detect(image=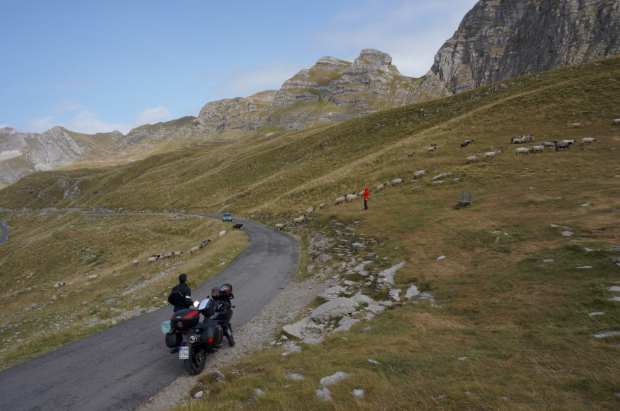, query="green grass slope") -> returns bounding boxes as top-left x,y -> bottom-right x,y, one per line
1,57 -> 620,408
